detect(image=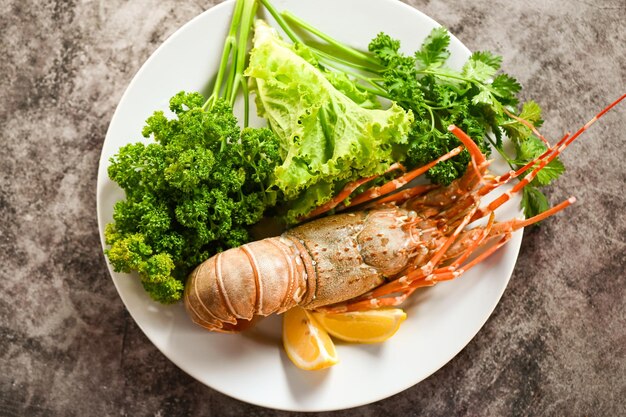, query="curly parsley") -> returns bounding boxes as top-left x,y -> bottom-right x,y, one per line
104,0 -> 283,303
